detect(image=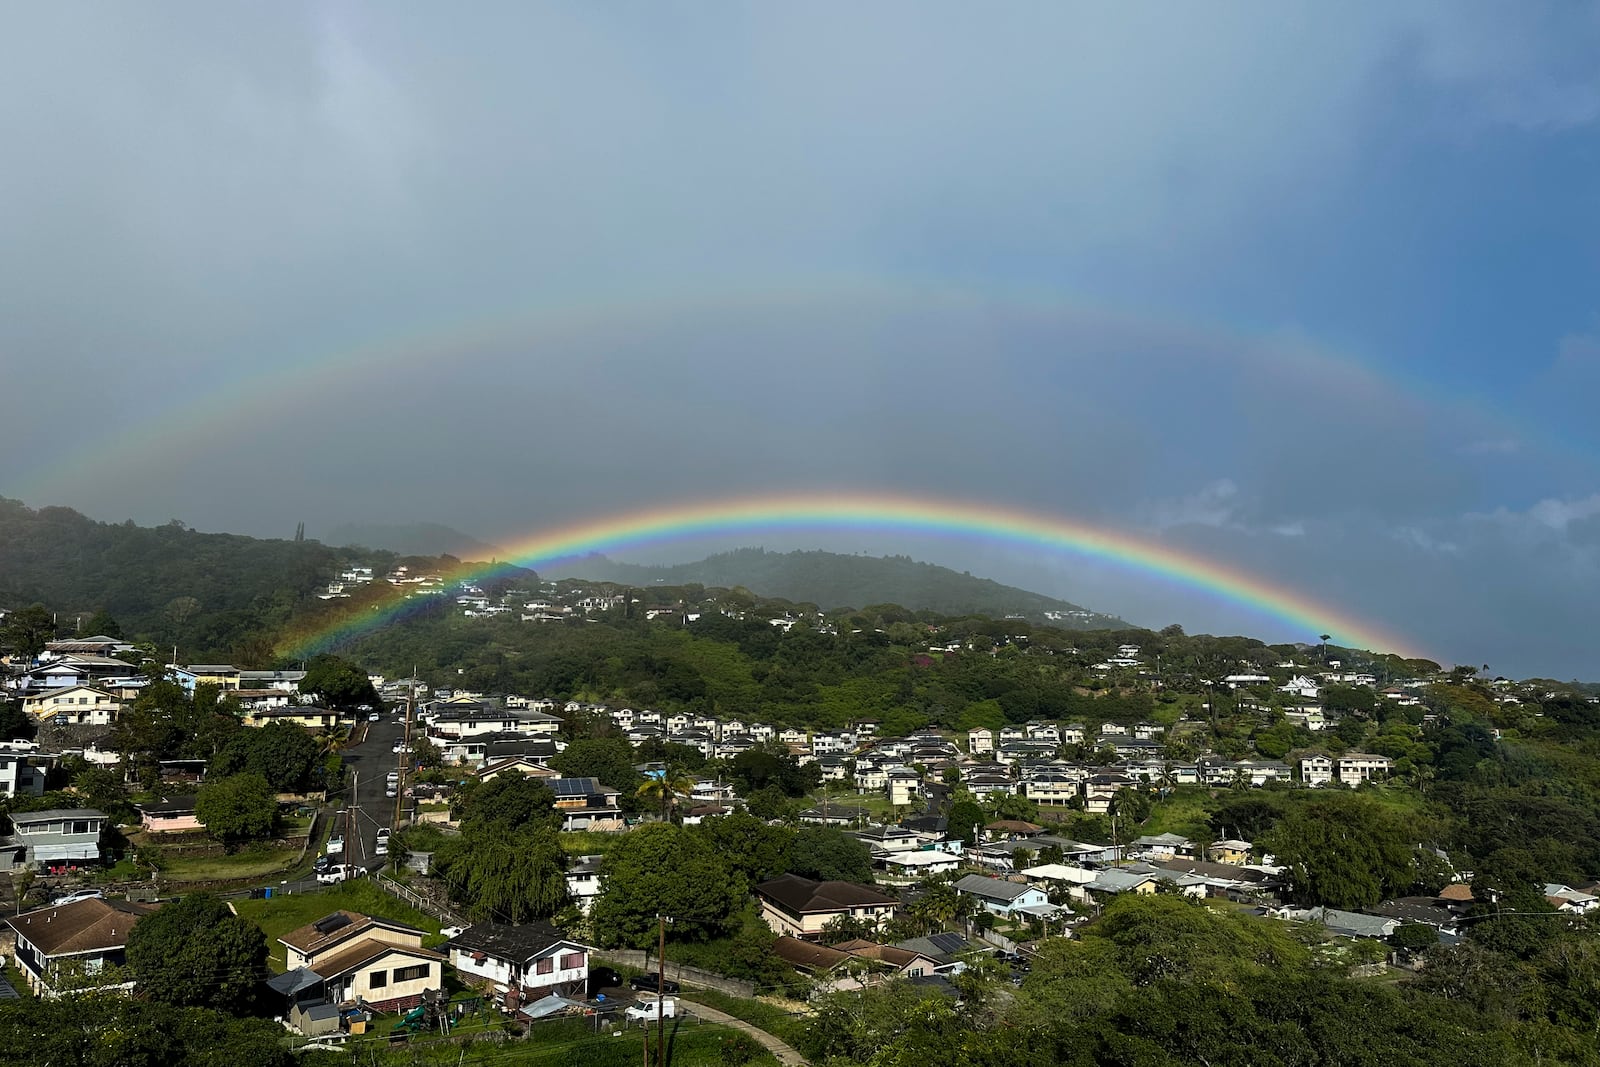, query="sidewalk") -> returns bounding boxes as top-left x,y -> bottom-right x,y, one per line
679,999 -> 808,1066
